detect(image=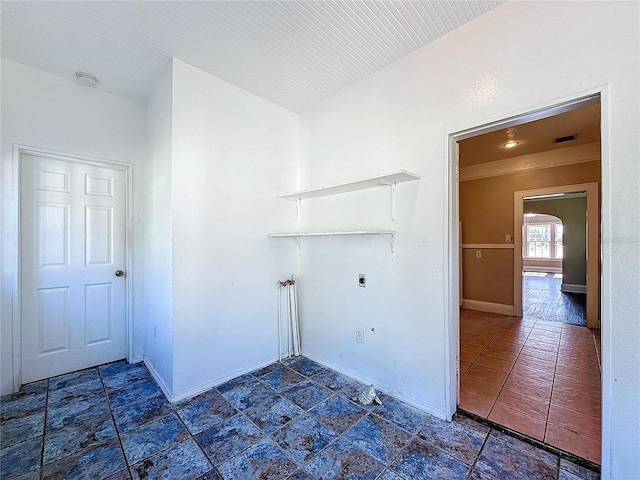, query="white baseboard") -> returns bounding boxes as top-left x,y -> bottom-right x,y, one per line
561,283 -> 587,294
143,357 -> 172,402
301,351 -> 447,421
462,299 -> 515,316
523,266 -> 562,274
168,355 -> 282,404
